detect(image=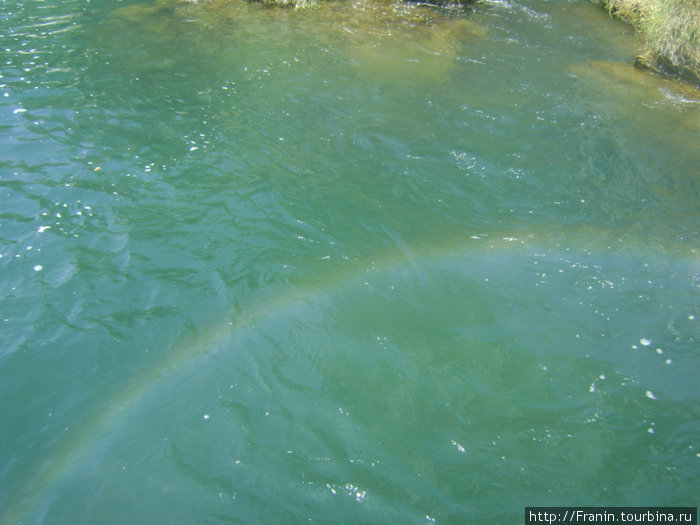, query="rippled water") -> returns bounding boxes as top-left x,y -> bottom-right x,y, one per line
1,0 -> 699,522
